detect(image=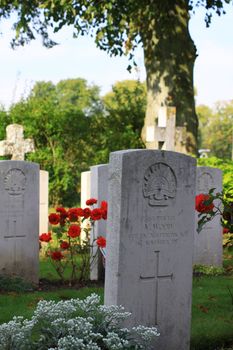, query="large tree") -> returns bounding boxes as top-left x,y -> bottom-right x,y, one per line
0,0 -> 232,153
